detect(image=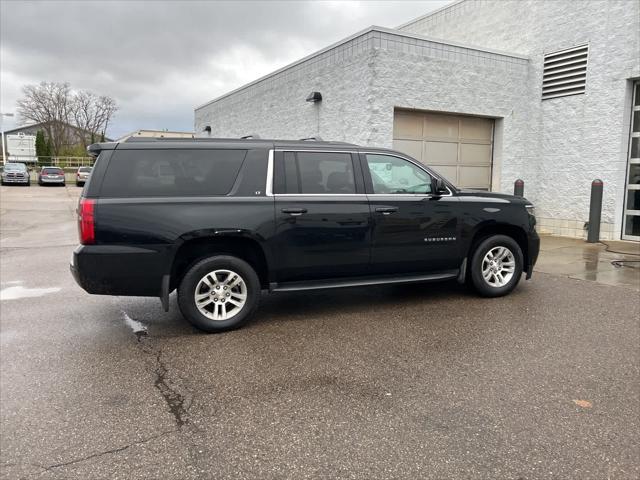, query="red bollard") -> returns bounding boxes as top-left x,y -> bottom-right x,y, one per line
514,179 -> 524,197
